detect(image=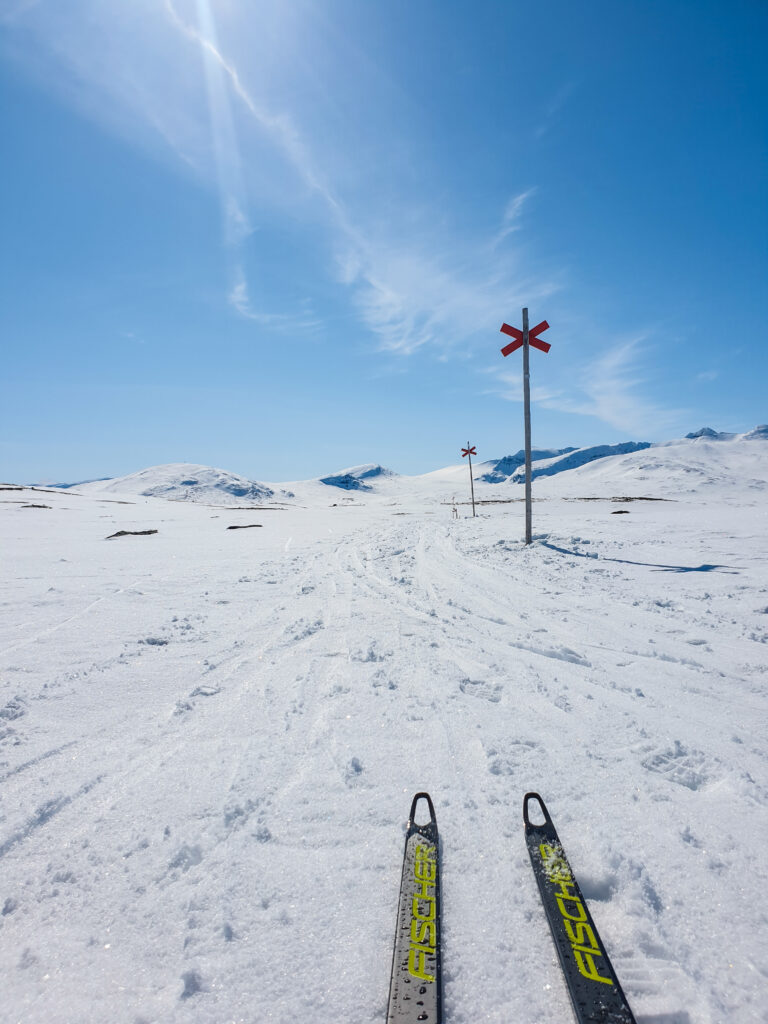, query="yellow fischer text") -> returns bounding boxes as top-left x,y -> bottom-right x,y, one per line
539,843 -> 613,986
408,844 -> 437,982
